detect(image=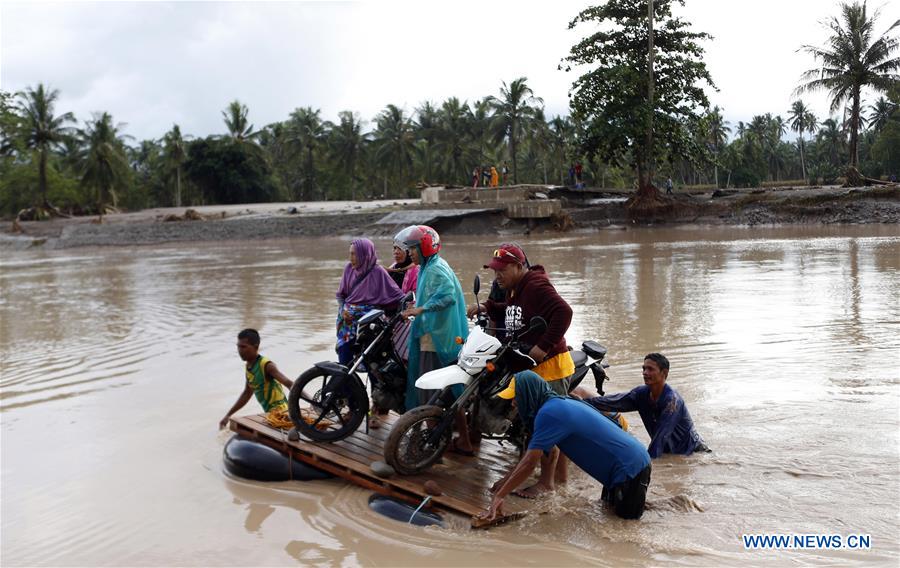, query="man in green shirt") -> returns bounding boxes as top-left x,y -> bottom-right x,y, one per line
219,328 -> 294,429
